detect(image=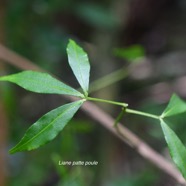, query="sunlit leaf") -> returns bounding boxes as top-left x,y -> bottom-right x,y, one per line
161,94 -> 186,118
67,39 -> 90,96
0,71 -> 83,97
160,119 -> 186,179
9,100 -> 84,154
